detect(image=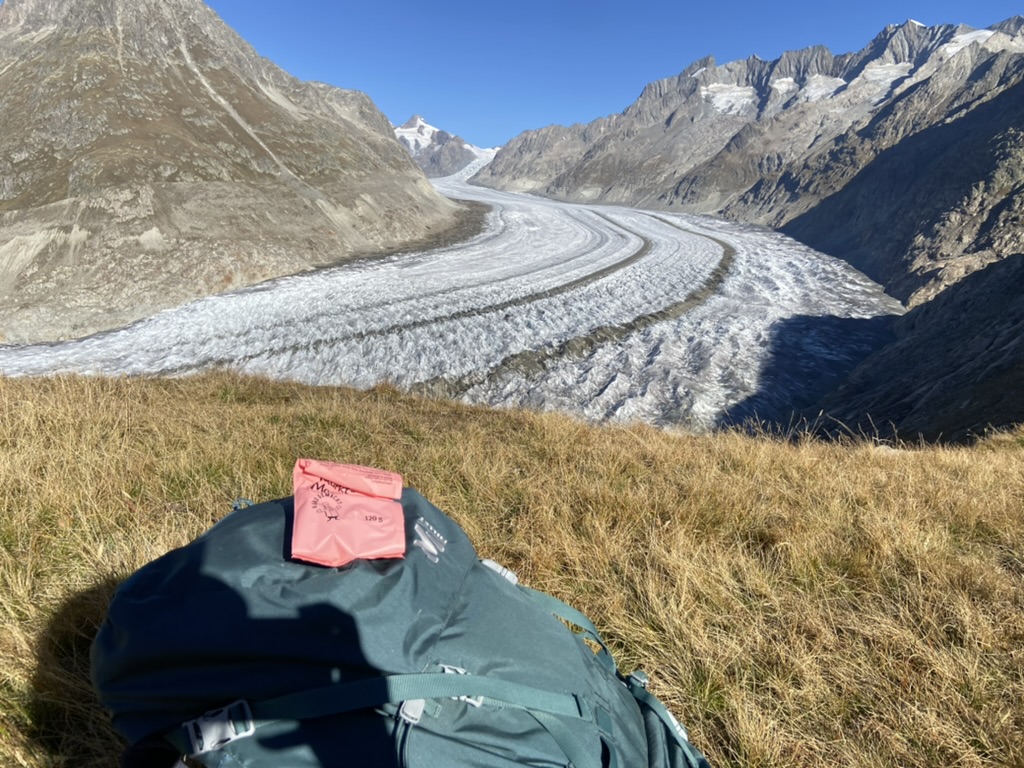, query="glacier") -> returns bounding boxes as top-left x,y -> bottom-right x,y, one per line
0,170 -> 904,430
